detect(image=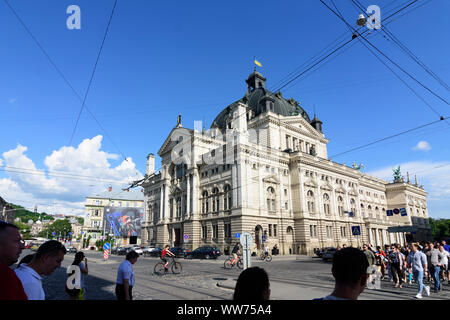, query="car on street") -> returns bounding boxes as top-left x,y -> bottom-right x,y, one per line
322,247 -> 338,262
131,246 -> 143,255
68,247 -> 77,254
170,247 -> 190,258
111,247 -> 121,255
117,247 -> 130,255
149,247 -> 162,257
185,246 -> 221,259
143,246 -> 156,256
30,244 -> 40,251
